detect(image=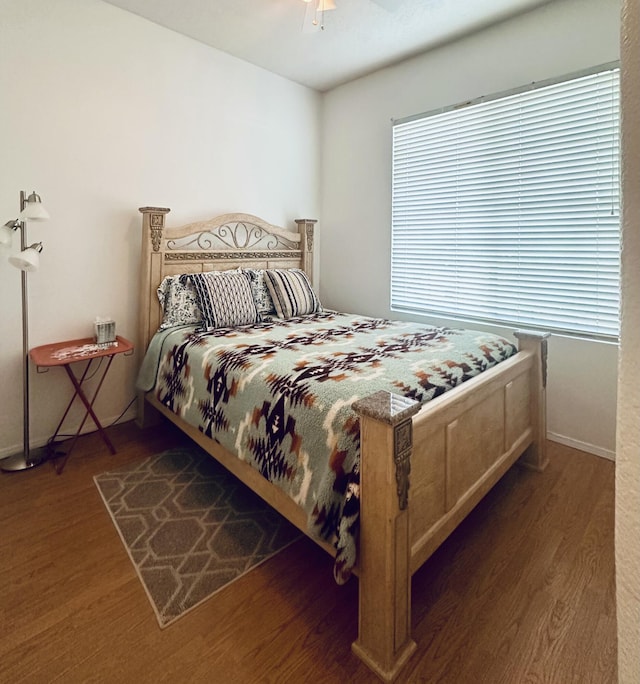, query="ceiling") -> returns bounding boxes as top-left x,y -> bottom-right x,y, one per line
102,0 -> 553,92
